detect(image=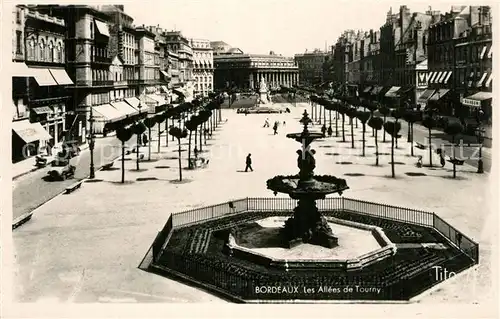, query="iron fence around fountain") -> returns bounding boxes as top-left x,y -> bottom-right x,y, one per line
151,197 -> 479,265
432,214 -> 479,263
